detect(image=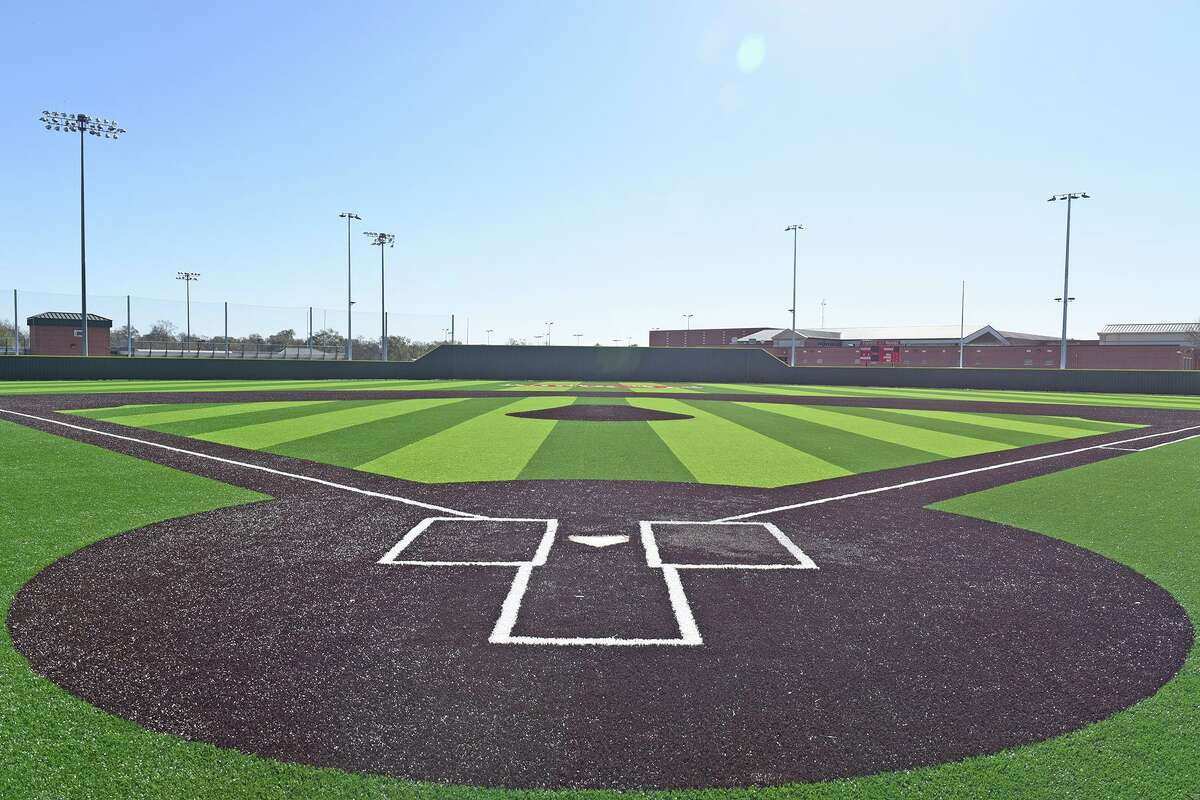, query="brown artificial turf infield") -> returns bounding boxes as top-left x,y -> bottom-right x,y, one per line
2,389 -> 1196,790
